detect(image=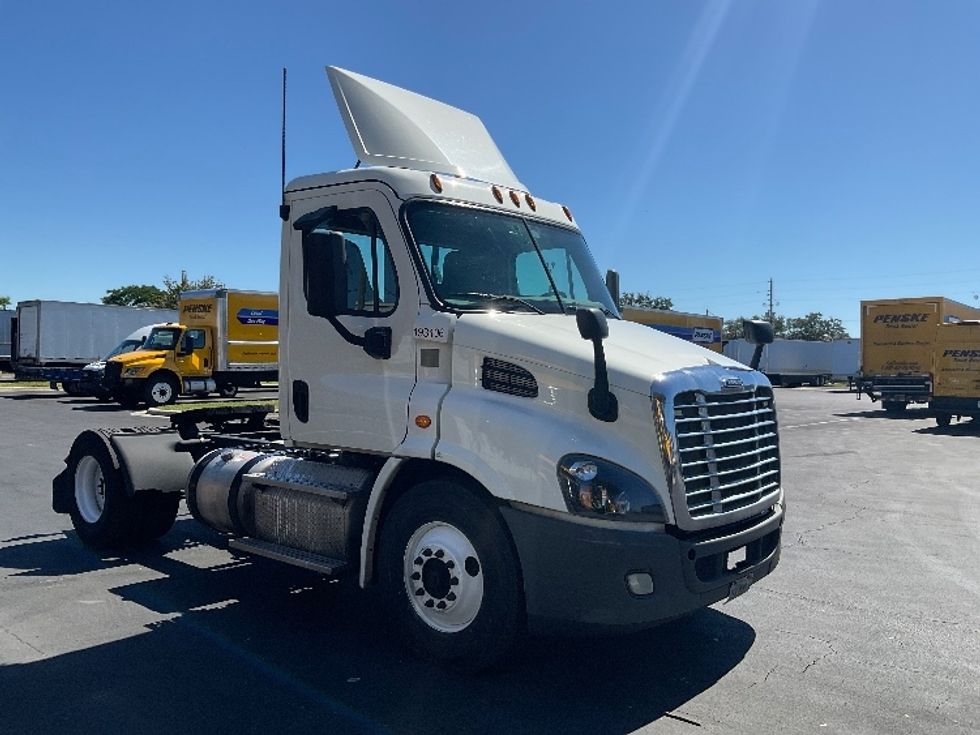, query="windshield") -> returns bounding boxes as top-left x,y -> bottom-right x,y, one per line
143,327 -> 181,351
105,338 -> 145,359
405,202 -> 619,316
